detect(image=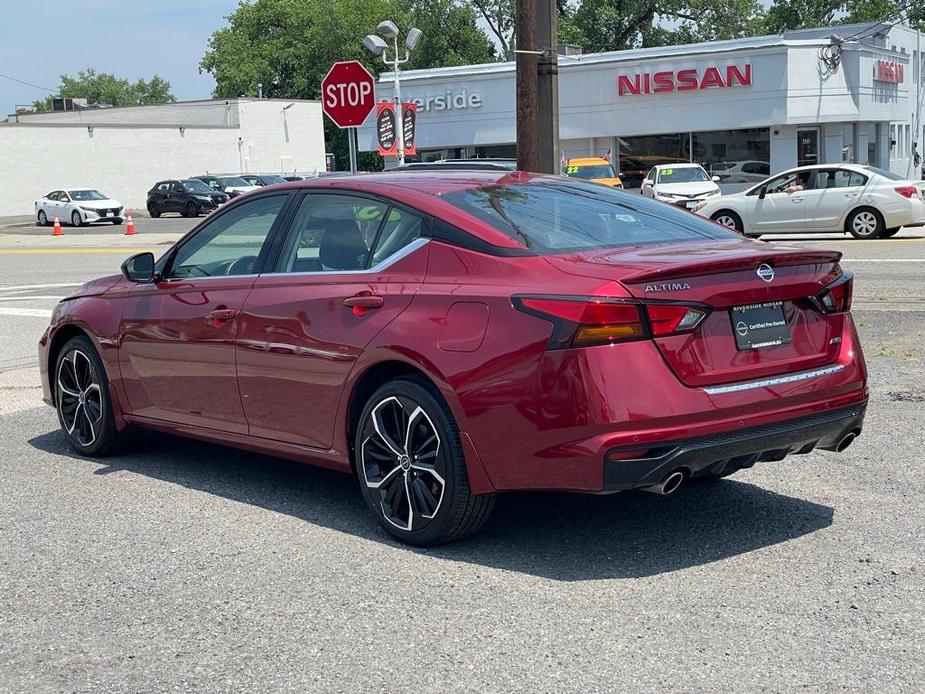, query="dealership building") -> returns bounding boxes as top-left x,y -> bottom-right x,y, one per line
0,99 -> 326,215
359,21 -> 924,186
